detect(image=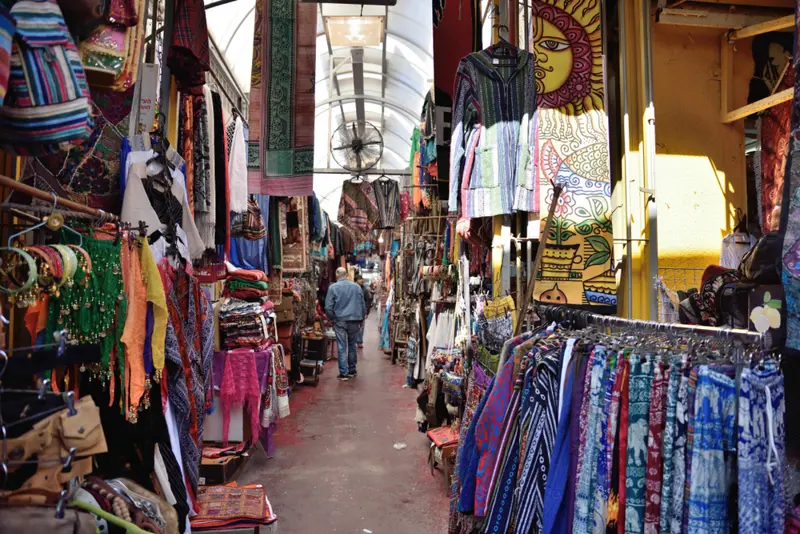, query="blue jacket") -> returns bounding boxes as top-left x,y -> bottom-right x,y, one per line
325,279 -> 365,322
